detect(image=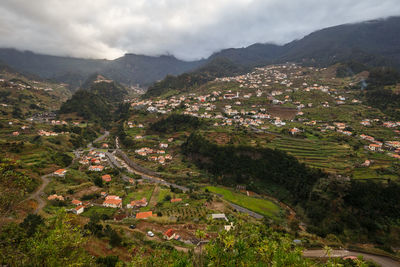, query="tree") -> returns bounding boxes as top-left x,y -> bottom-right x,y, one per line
20,214 -> 44,237
195,229 -> 206,266
94,176 -> 103,187
25,210 -> 92,266
96,255 -> 120,267
109,229 -> 122,247
0,210 -> 93,266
